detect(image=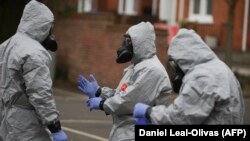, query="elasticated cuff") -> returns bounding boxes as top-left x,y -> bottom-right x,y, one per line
145,107 -> 152,119
95,87 -> 102,97
47,120 -> 61,133
99,98 -> 106,110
